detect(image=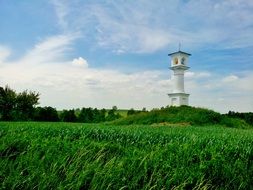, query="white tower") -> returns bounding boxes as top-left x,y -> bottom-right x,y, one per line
168,50 -> 191,106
